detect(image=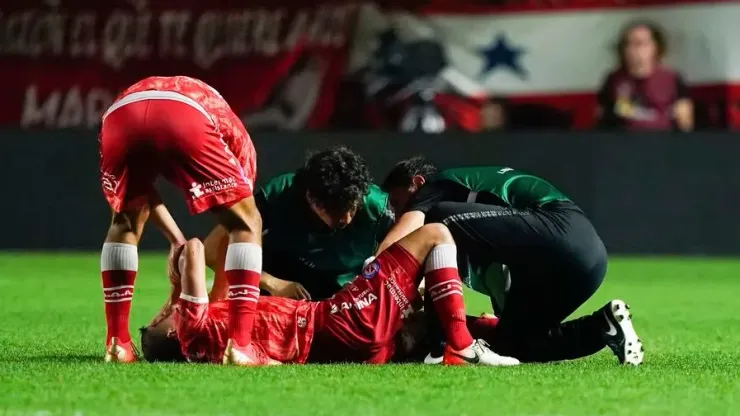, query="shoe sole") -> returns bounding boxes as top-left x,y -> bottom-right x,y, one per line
423,353 -> 443,365
607,300 -> 644,366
